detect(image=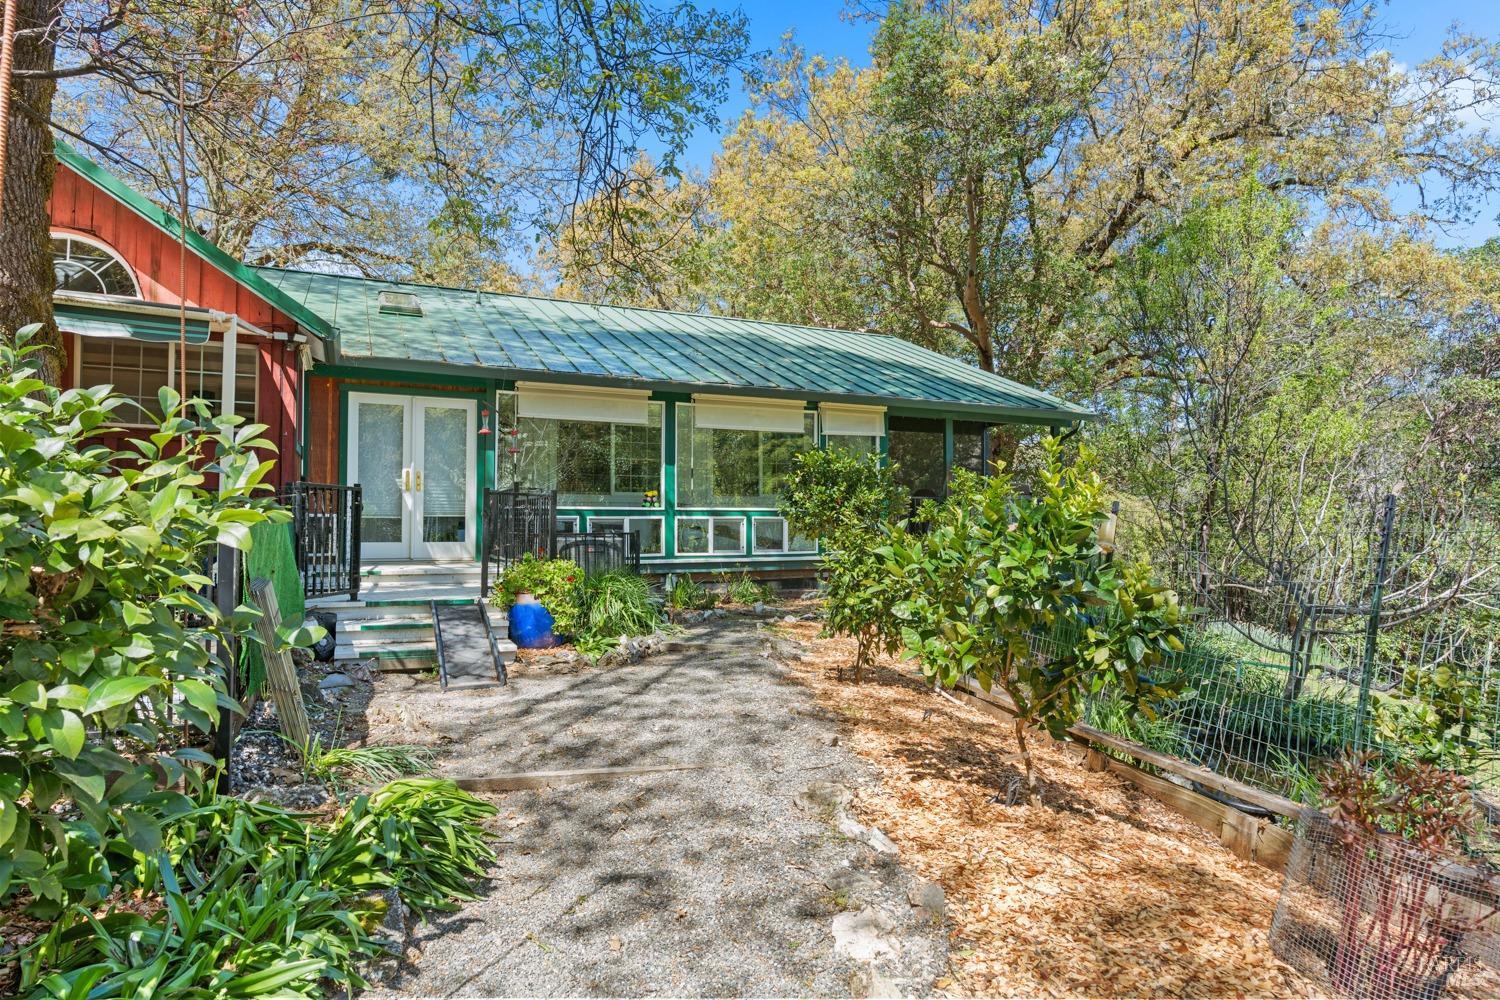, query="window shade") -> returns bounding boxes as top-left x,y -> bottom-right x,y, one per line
691,394 -> 807,433
819,402 -> 885,437
516,382 -> 649,425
